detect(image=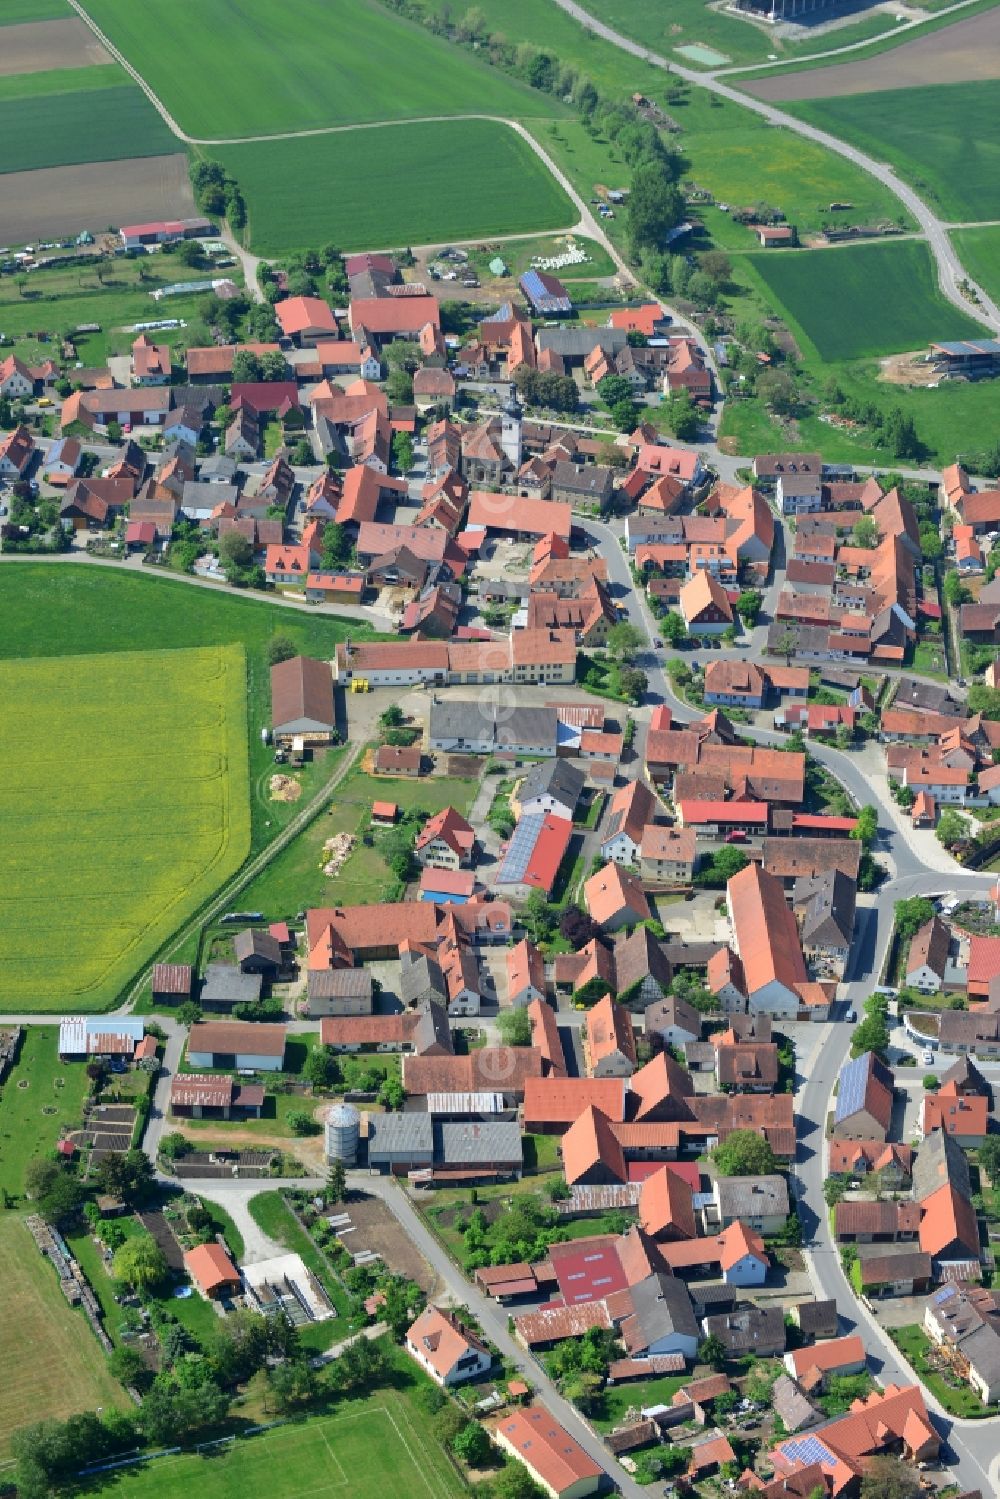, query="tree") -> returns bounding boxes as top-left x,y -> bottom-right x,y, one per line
37,1172 -> 83,1229
559,905 -> 600,948
698,1333 -> 728,1369
736,590 -> 762,626
109,1346 -> 149,1391
326,1158 -> 347,1204
288,1110 -> 319,1136
850,1014 -> 890,1059
497,1007 -> 533,1046
936,808 -> 967,848
321,521 -> 350,570
24,1158 -> 61,1202
492,1462 -> 546,1499
852,514 -> 879,549
596,374 -> 634,409
386,368 -> 413,404
756,368 -> 798,416
609,396 -> 639,432
210,1308 -> 272,1386
231,349 -> 263,384
663,388 -> 700,442
267,1356 -> 317,1412
96,1149 -> 154,1205
922,1074 -> 939,1091
113,1234 -> 169,1293
607,620 -> 643,662
850,805 -> 878,850
660,609 -> 686,645
139,1370 -> 229,1444
267,634 -> 297,666
943,569 -> 972,607
859,1455 -> 921,1499
159,1131 -> 192,1160
618,667 -> 648,704
712,1129 -> 777,1177
304,1044 -> 340,1090
452,1421 -> 493,1467
883,407 -> 920,461
978,1134 -> 1000,1181
393,431 -> 414,473
627,159 -> 683,255
894,896 -> 935,943
699,249 -> 731,287
380,705 -> 405,729
176,1000 -> 202,1027
379,1076 -> 405,1110
919,524 -> 943,562
219,529 -> 253,573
